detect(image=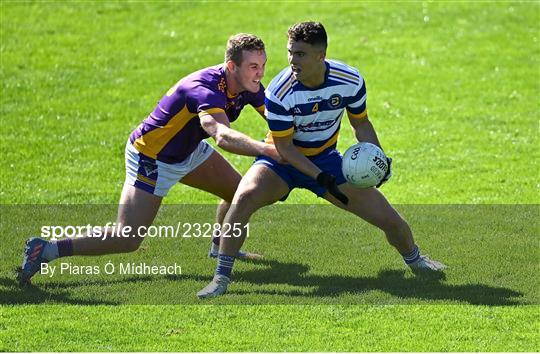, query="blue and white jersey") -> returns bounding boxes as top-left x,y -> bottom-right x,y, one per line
264,59 -> 367,156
